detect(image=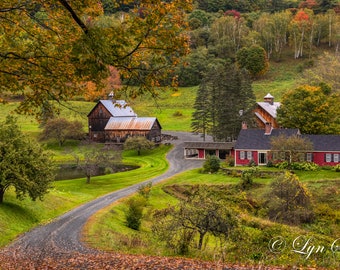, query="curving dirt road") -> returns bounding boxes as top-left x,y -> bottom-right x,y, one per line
0,132 -> 212,268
